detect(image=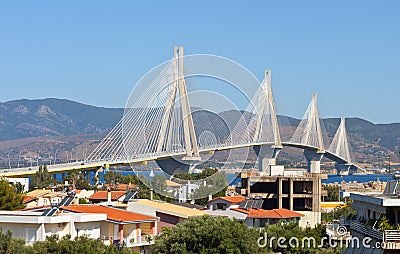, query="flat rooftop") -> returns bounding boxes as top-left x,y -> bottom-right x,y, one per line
350,192 -> 400,207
